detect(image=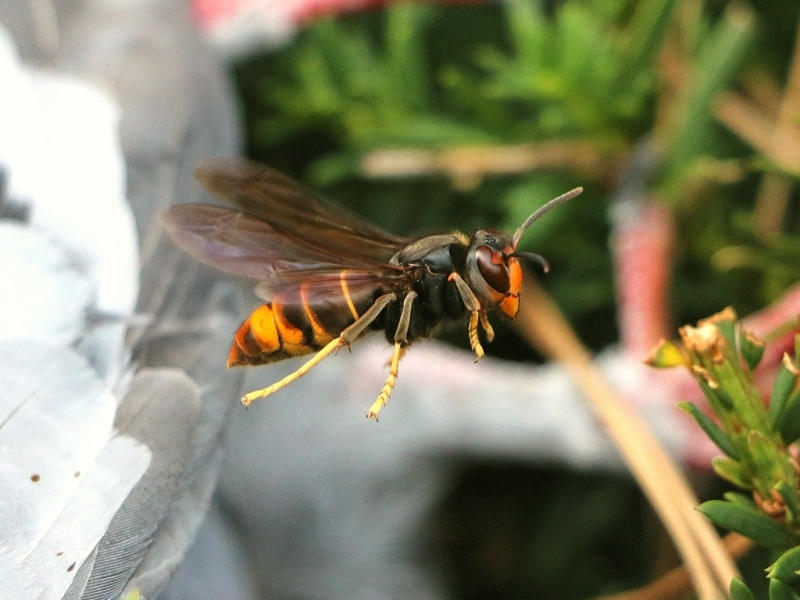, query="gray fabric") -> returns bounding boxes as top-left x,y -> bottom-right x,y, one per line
0,343 -> 151,600
78,370 -> 201,600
